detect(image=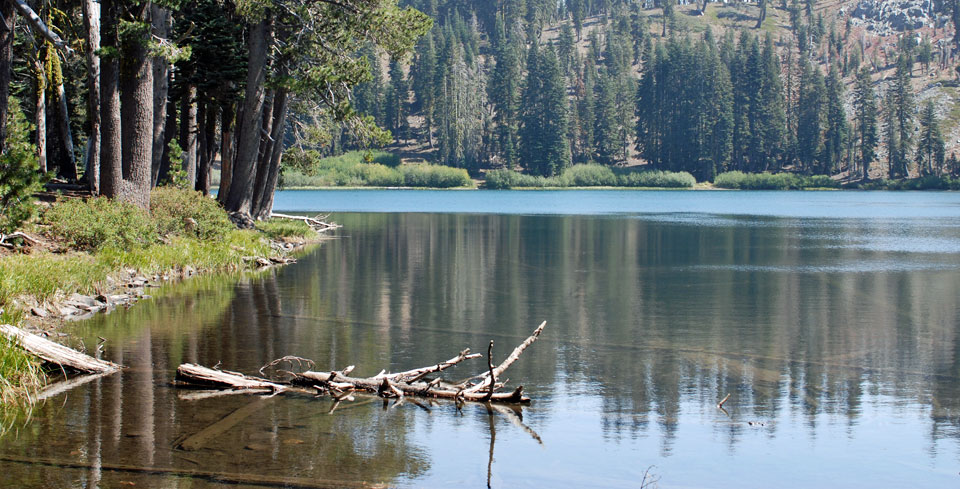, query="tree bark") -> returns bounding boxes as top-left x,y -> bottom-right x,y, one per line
31,49 -> 46,172
1,324 -> 122,374
99,0 -> 122,199
150,4 -> 171,188
180,84 -> 198,187
252,88 -> 288,220
224,17 -> 270,214
196,98 -> 217,195
117,2 -> 153,209
54,77 -> 76,180
0,1 -> 15,153
249,90 -> 275,214
157,94 -> 177,184
217,101 -> 235,201
83,0 -> 101,194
